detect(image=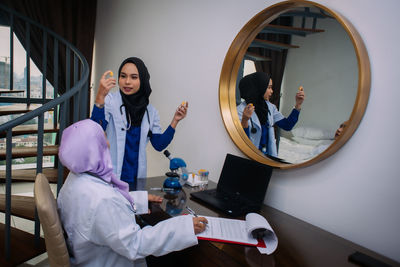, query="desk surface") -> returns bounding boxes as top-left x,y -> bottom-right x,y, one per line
138,177 -> 398,267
